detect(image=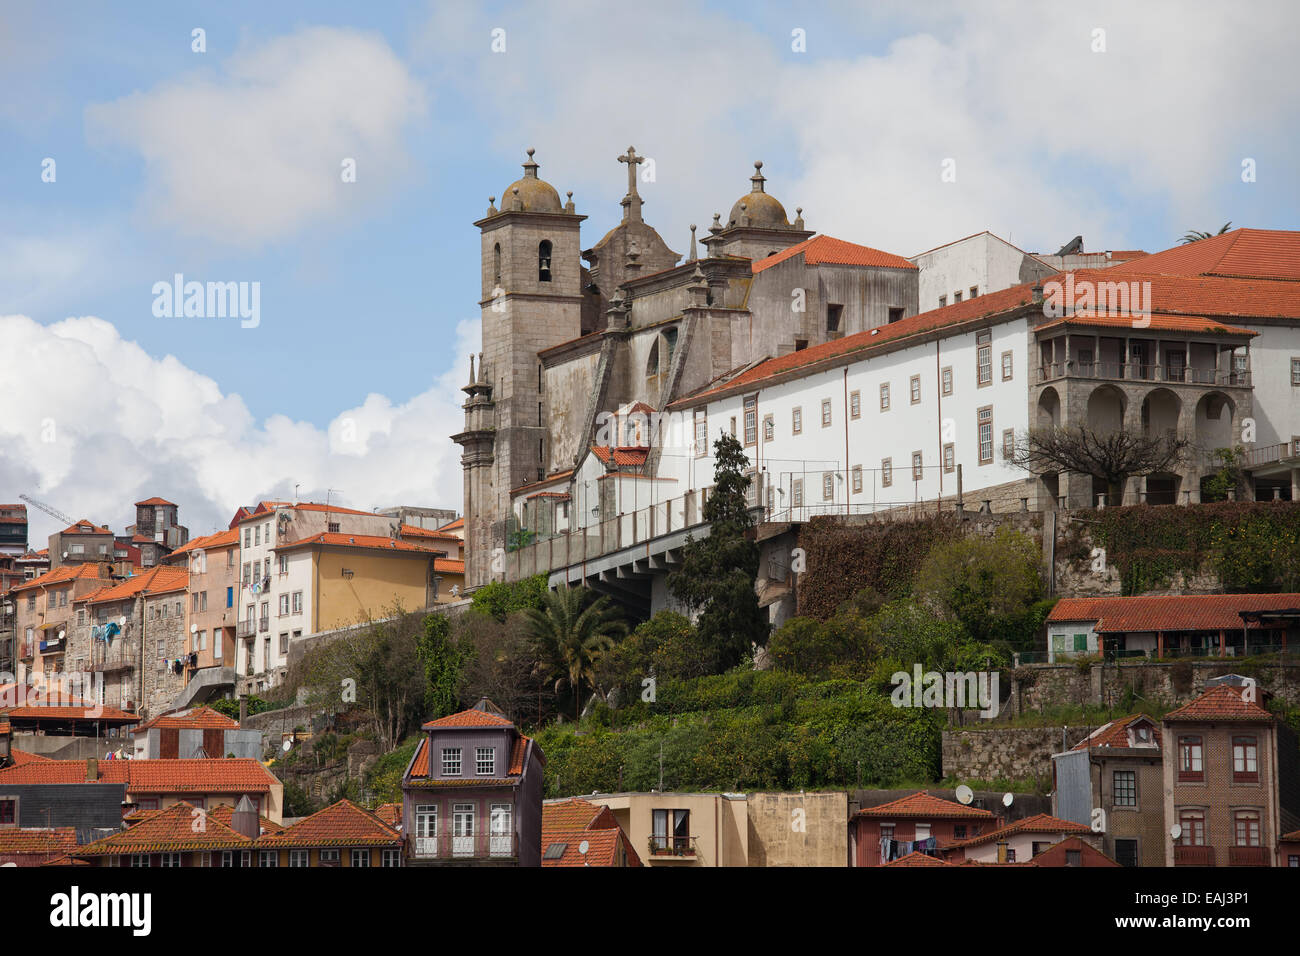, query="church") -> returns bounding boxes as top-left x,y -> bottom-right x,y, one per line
453,146 -> 925,590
